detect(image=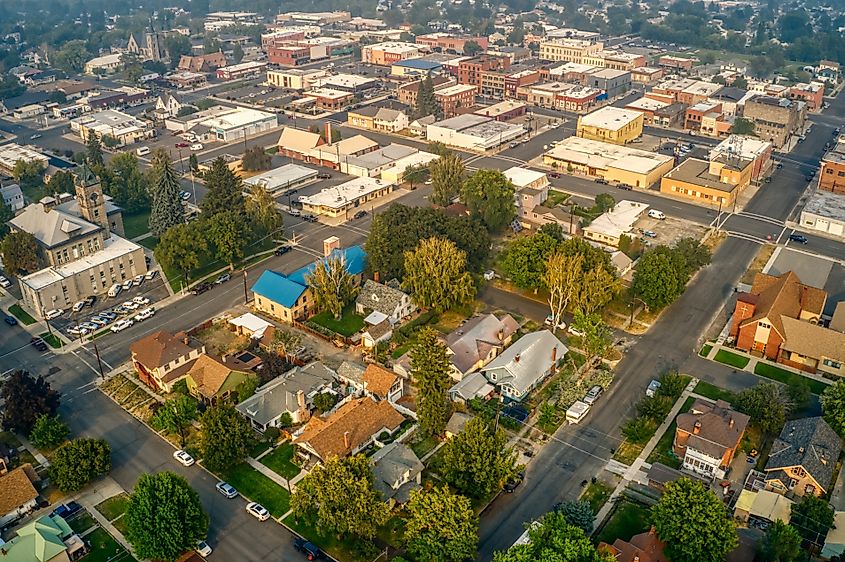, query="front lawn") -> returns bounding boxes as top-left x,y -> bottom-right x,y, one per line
39,332 -> 63,349
220,463 -> 290,517
8,304 -> 36,325
713,349 -> 750,369
138,236 -> 159,250
67,511 -> 97,534
309,306 -> 365,337
260,442 -> 301,480
595,500 -> 652,545
79,528 -> 136,562
546,190 -> 570,207
754,362 -> 828,394
121,210 -> 151,240
95,494 -> 128,521
580,480 -> 614,513
283,515 -> 373,562
410,434 -> 439,458
699,343 -> 712,357
693,381 -> 736,404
